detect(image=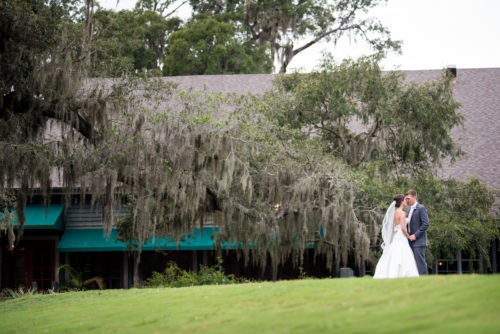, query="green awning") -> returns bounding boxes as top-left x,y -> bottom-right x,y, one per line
57,227 -> 220,252
10,204 -> 64,230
